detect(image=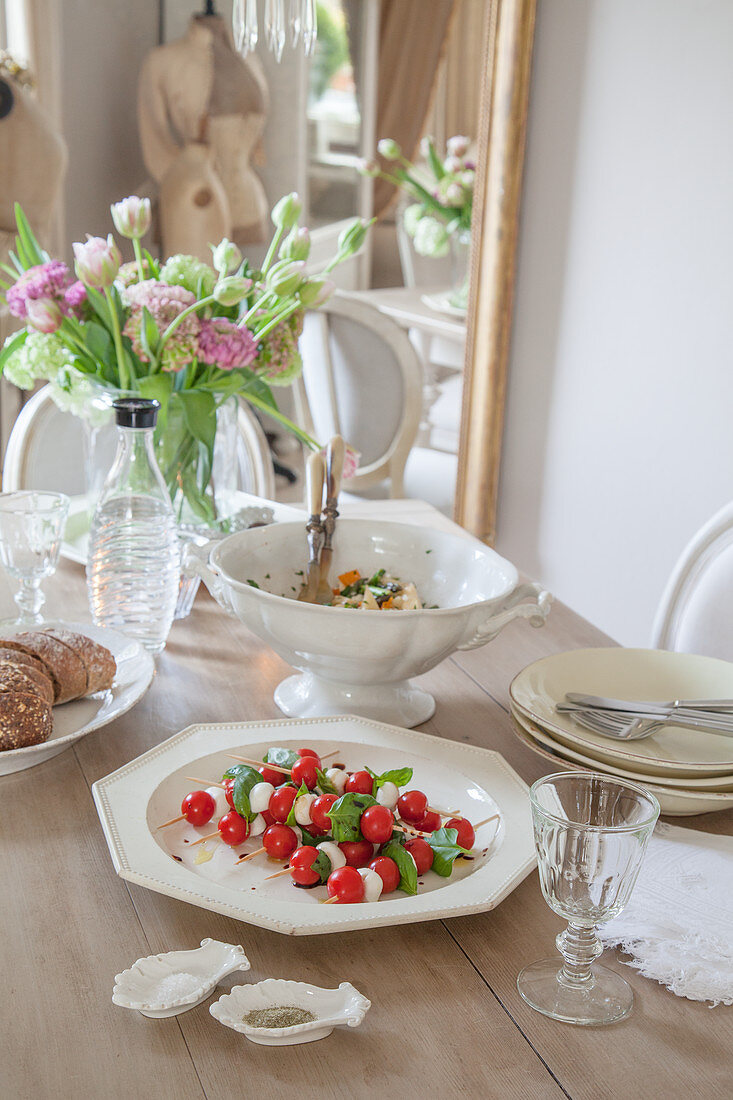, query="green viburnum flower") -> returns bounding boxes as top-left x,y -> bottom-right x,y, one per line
48,370 -> 114,428
3,331 -> 73,390
160,254 -> 217,297
403,203 -> 424,237
413,216 -> 450,258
